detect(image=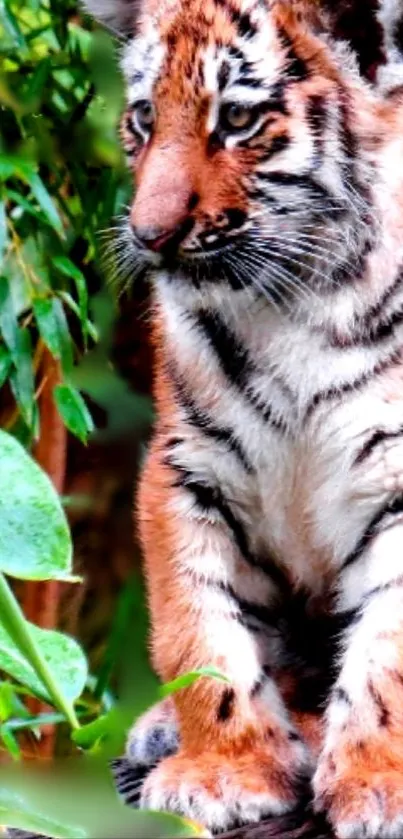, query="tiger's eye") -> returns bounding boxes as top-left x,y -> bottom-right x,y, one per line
134,100 -> 155,132
220,103 -> 256,132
